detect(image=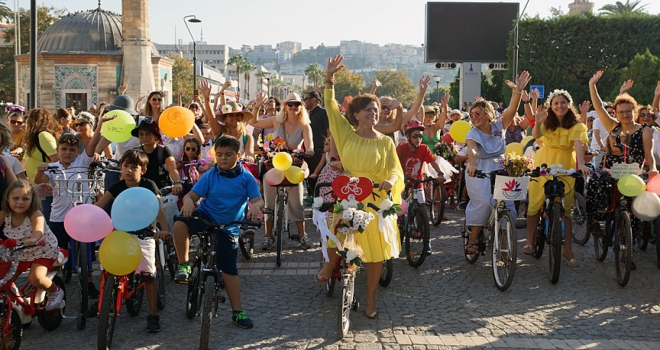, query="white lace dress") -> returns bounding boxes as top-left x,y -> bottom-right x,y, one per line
3,213 -> 59,262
